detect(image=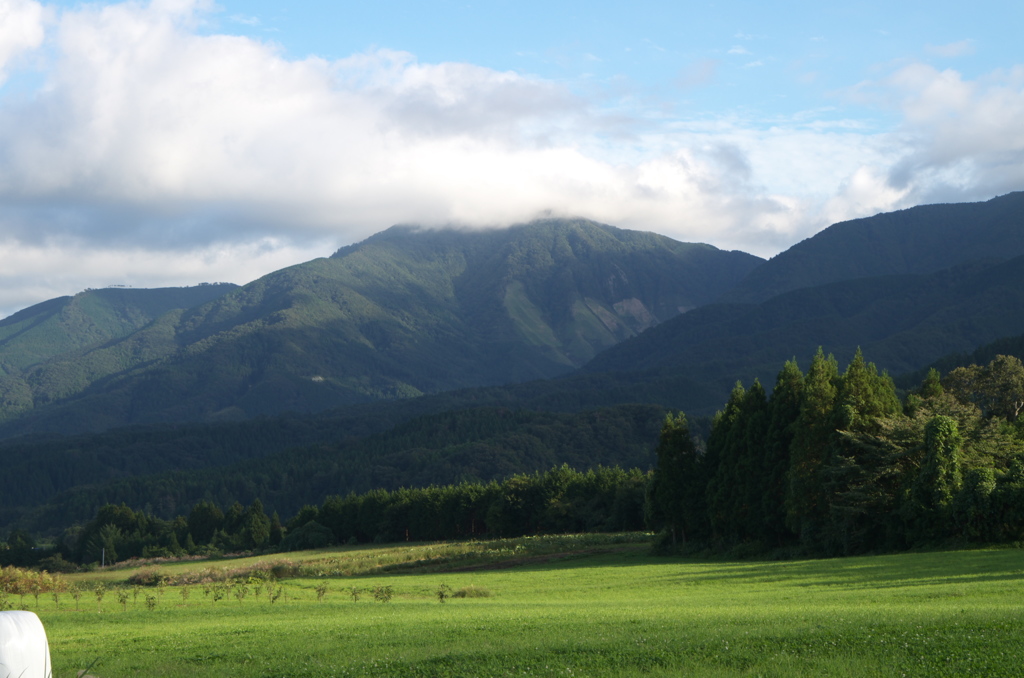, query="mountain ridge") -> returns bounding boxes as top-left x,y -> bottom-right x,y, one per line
0,218 -> 761,436
722,191 -> 1024,304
